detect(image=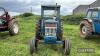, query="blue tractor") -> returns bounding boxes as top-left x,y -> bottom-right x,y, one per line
30,4 -> 71,56
80,7 -> 100,38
